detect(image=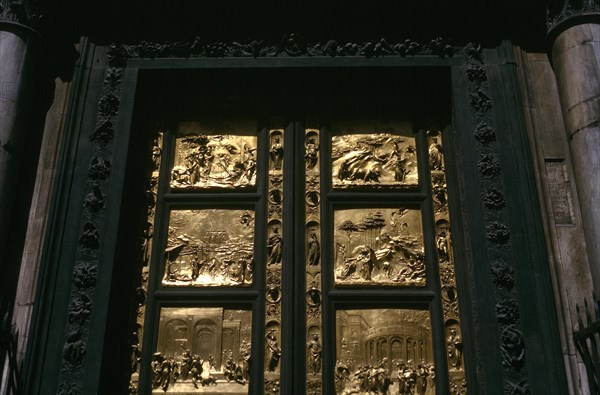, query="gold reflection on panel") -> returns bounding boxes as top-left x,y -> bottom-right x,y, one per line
130,133 -> 163,394
171,133 -> 257,190
334,208 -> 425,286
153,308 -> 252,393
428,131 -> 466,393
162,209 -> 254,286
332,133 -> 418,189
305,127 -> 323,394
265,128 -> 284,394
335,309 -> 434,395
